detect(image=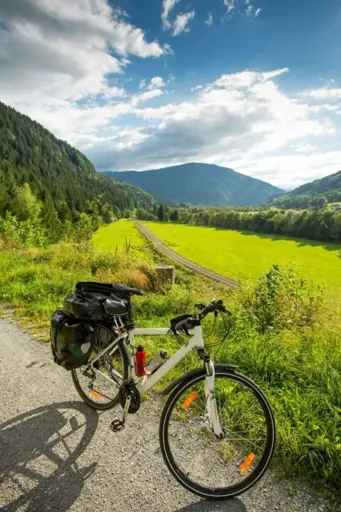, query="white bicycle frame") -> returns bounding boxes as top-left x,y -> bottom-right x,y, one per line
111,323 -> 224,437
